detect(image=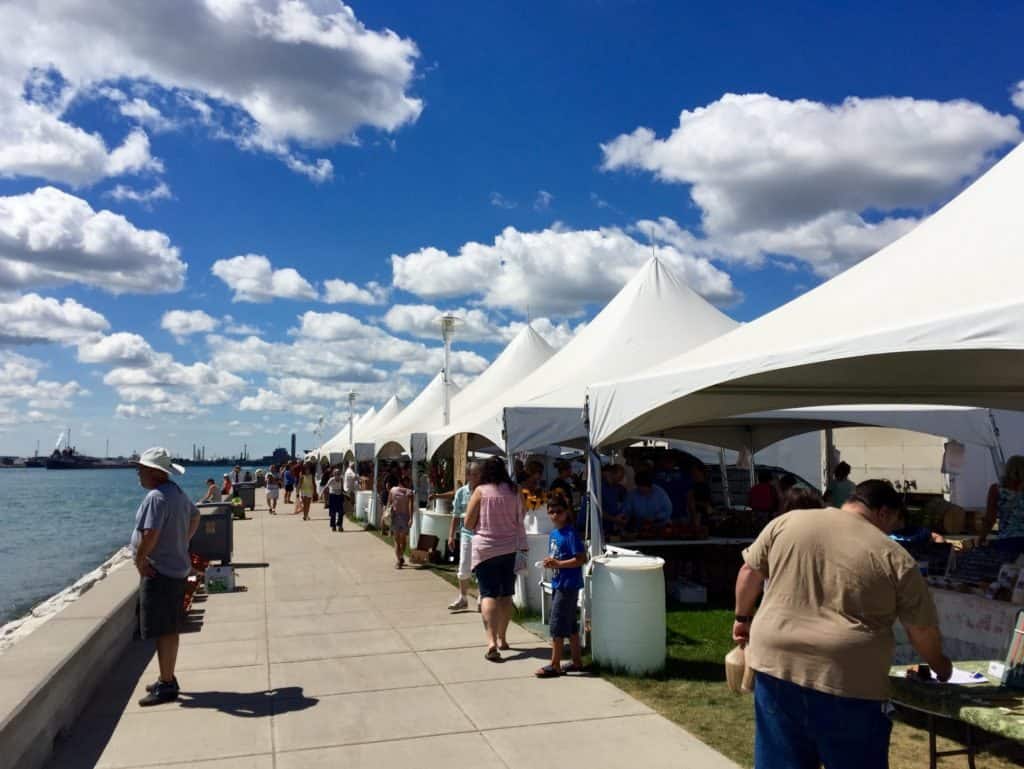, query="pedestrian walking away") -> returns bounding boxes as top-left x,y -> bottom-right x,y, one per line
130,447 -> 200,707
464,456 -> 527,662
